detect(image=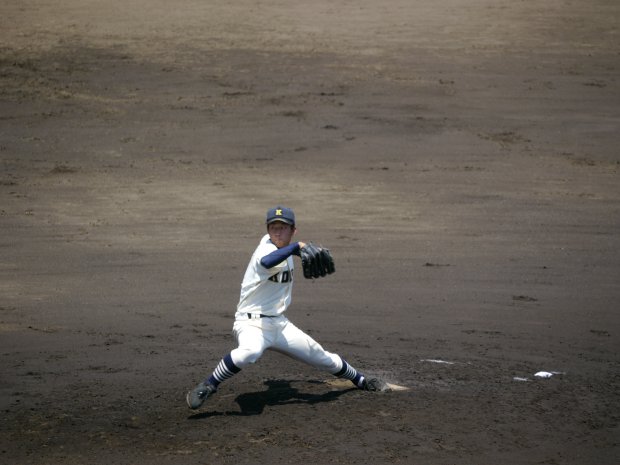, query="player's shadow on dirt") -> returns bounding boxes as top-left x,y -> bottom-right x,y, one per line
189,379 -> 356,419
